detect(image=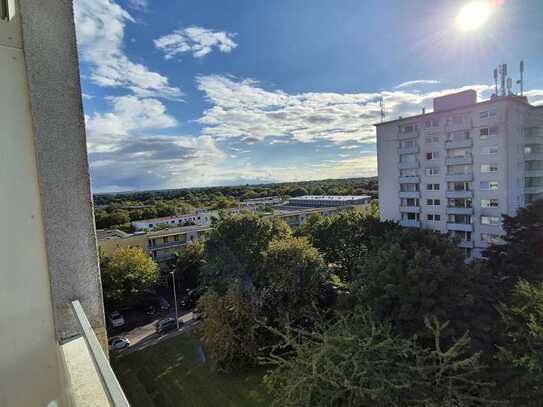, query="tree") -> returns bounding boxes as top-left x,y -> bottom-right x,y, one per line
484,199 -> 543,285
258,237 -> 326,326
290,187 -> 308,197
262,311 -> 500,407
202,214 -> 291,294
352,228 -> 496,344
108,209 -> 131,226
495,280 -> 543,406
100,247 -> 159,309
174,241 -> 204,291
301,212 -> 399,282
198,285 -> 258,371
